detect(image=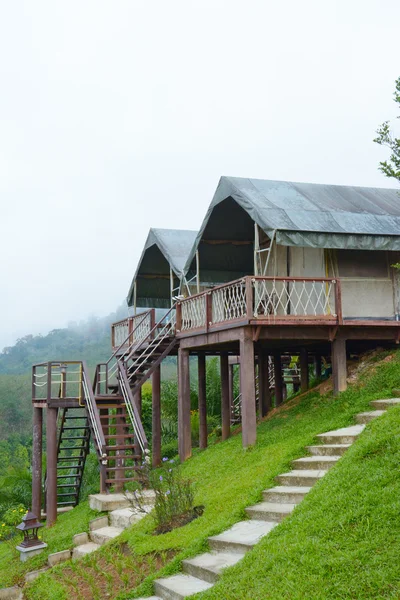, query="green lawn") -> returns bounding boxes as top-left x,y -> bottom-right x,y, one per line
23,349 -> 400,600
0,502 -> 99,589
